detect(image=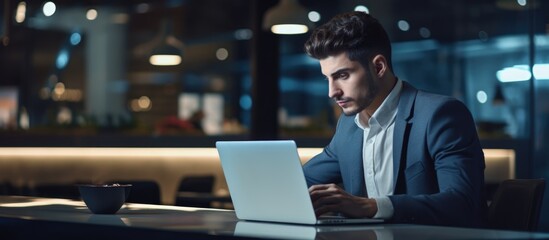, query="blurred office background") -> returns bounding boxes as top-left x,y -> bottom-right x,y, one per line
1,0 -> 549,230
